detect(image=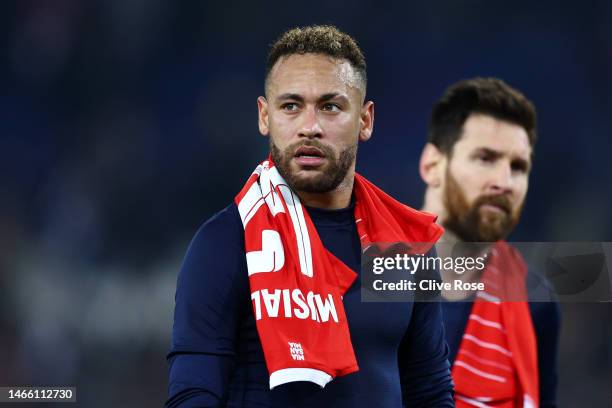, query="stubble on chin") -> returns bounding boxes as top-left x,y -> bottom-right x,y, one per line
270,140 -> 357,194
